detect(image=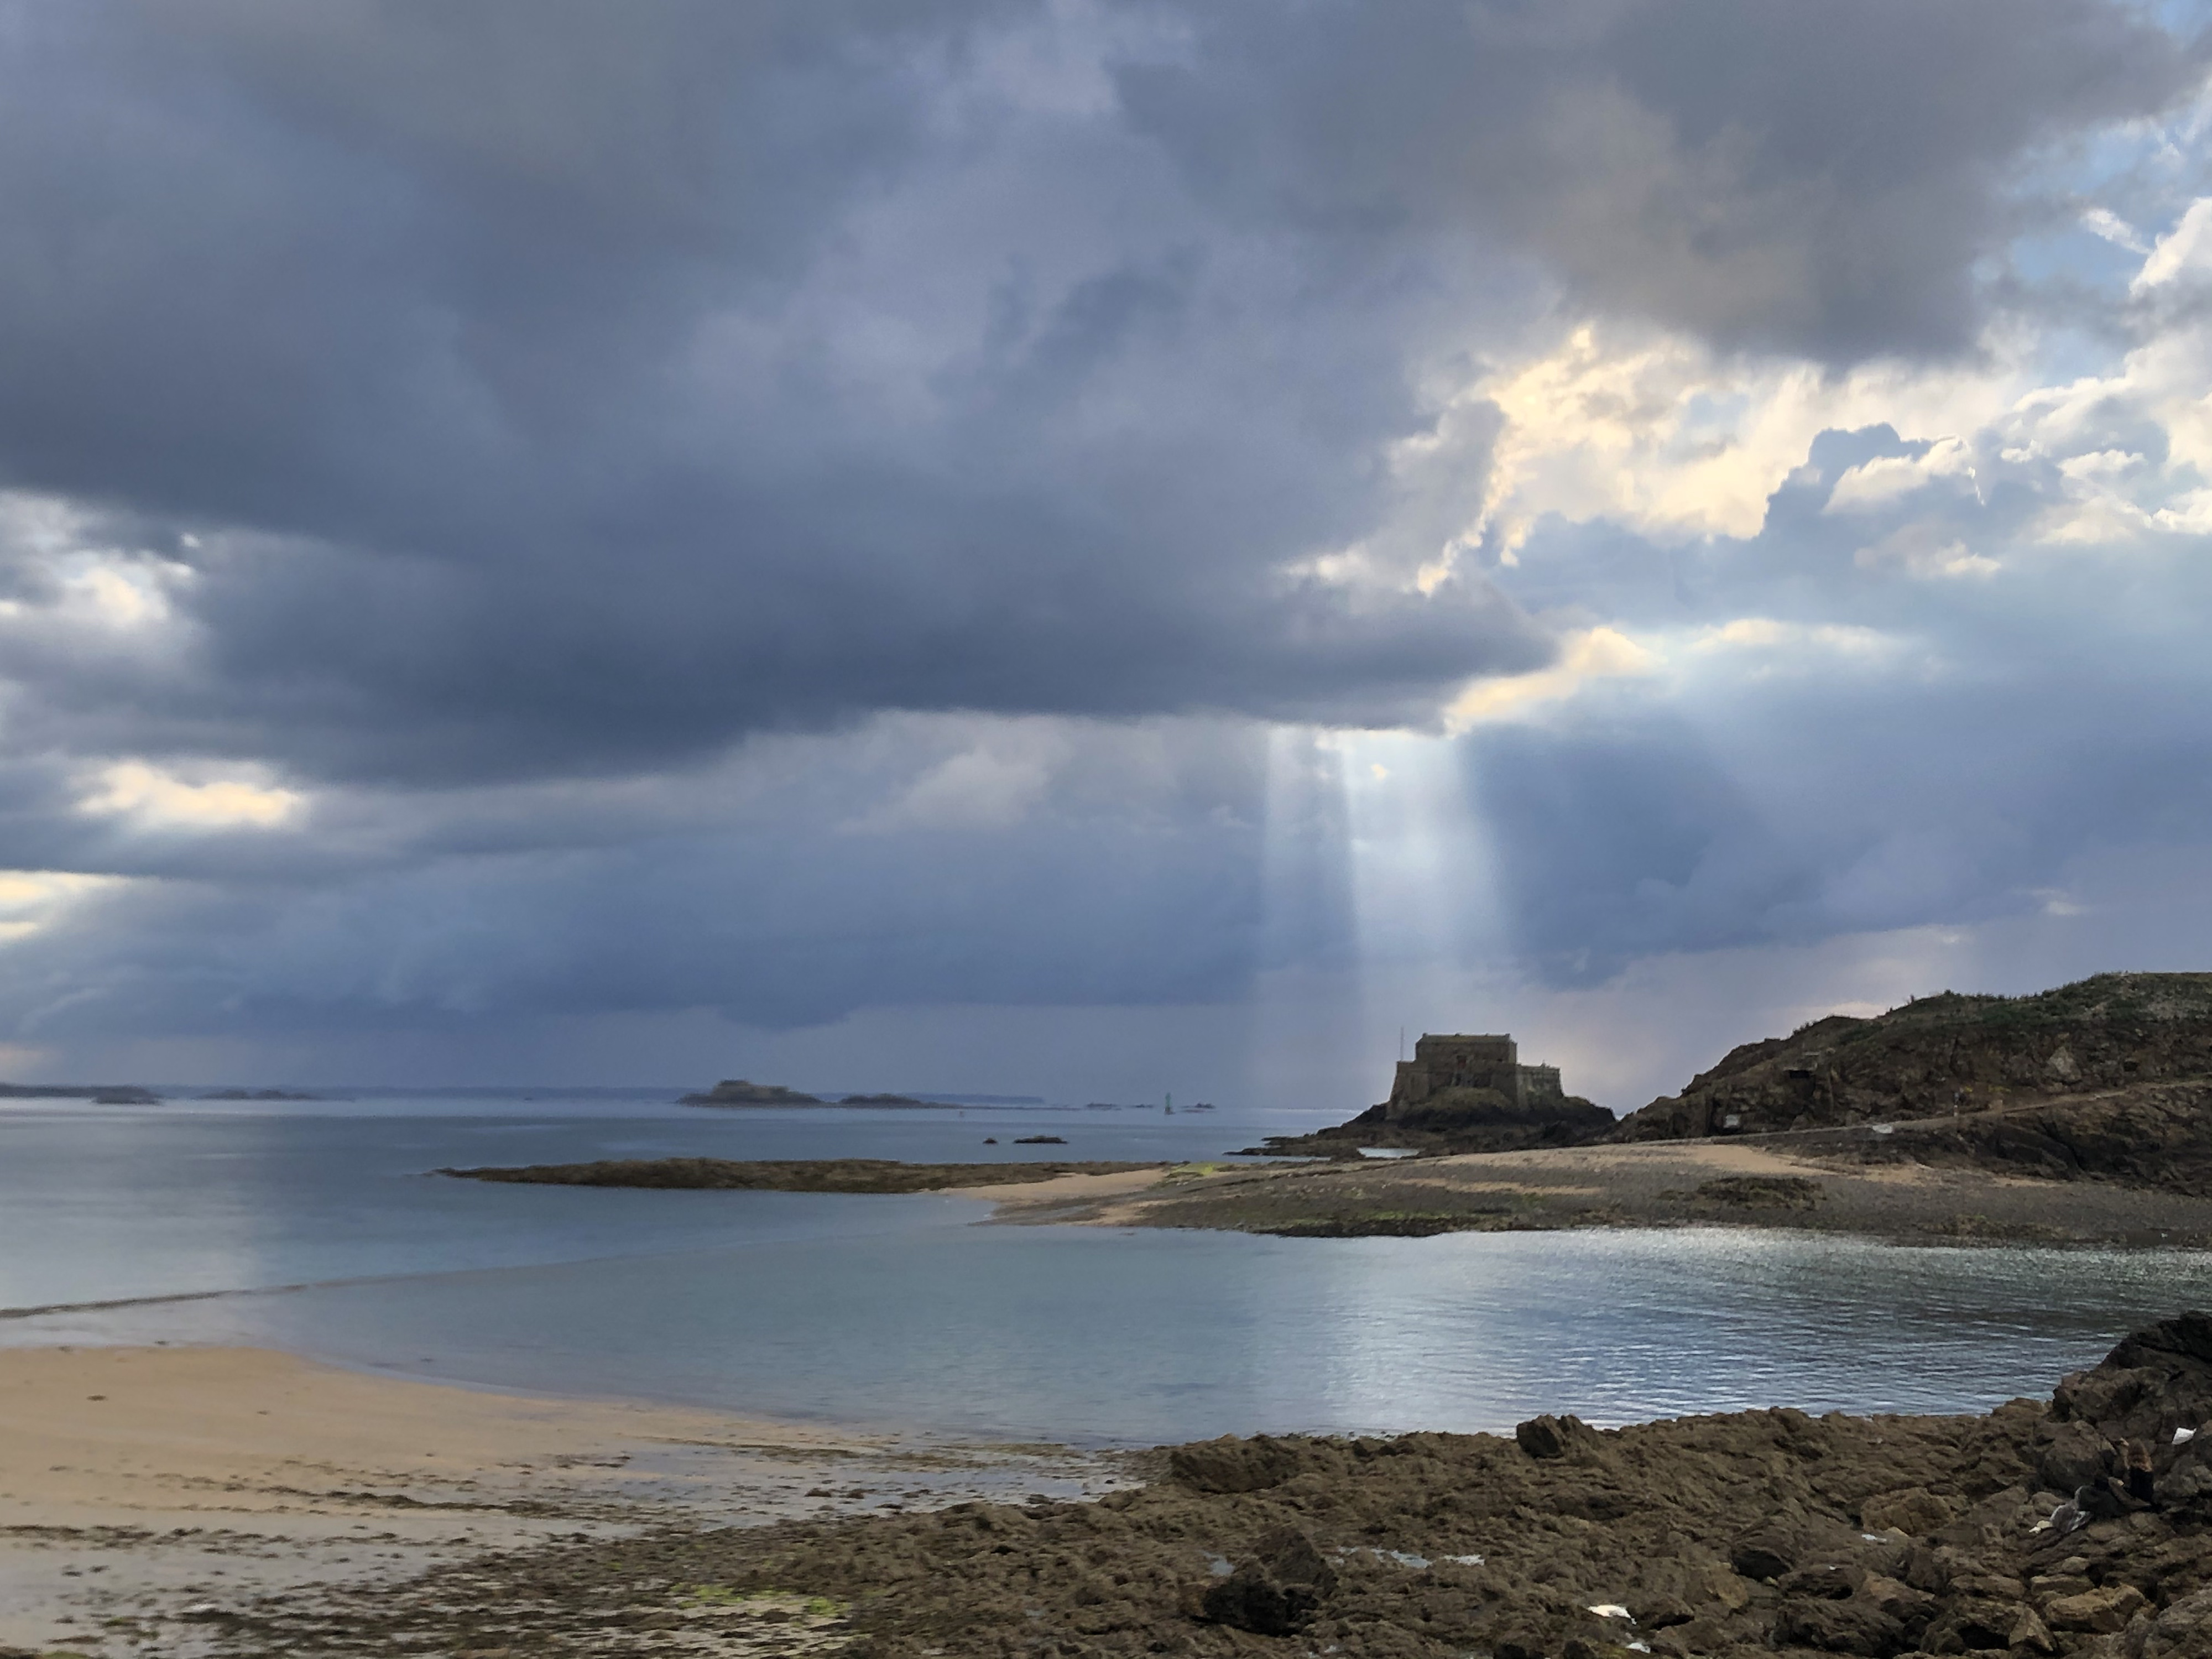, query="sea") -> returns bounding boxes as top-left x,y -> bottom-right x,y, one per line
4,1090 -> 2209,1448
